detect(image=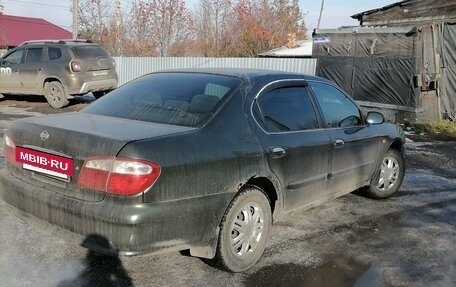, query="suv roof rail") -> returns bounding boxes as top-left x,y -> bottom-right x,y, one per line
19,39 -> 93,46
